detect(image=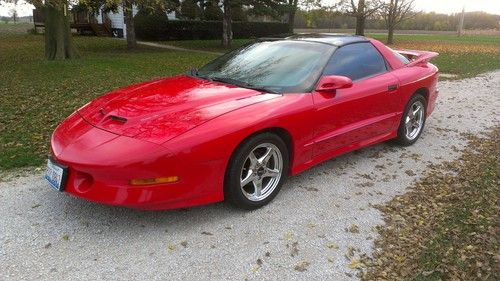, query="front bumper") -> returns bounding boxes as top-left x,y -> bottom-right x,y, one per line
50,112 -> 223,210
57,165 -> 220,210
